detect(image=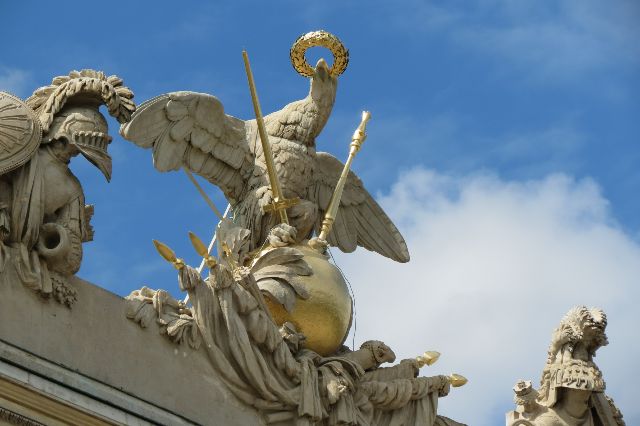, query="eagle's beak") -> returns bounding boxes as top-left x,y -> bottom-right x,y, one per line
314,58 -> 330,80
